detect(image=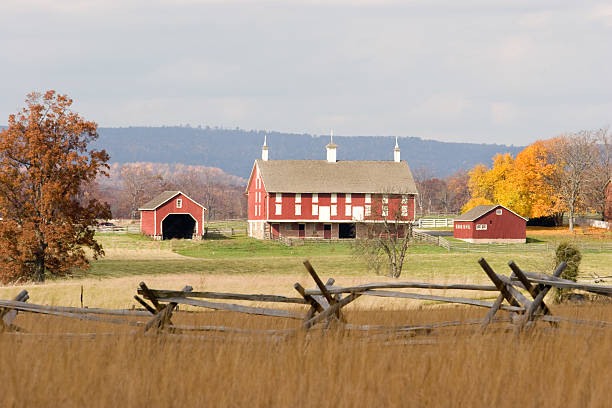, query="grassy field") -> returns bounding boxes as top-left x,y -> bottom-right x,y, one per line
1,304 -> 611,407
1,226 -> 611,407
